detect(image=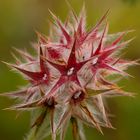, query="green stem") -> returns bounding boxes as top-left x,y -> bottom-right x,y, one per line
71,117 -> 79,140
